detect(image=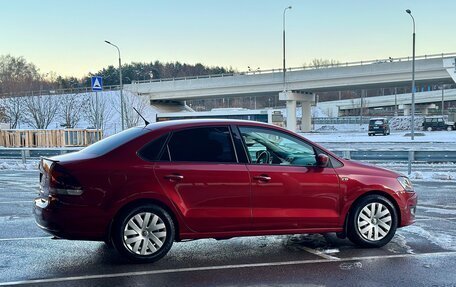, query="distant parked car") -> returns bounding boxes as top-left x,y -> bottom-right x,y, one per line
368,118 -> 390,136
34,119 -> 417,263
422,116 -> 455,131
